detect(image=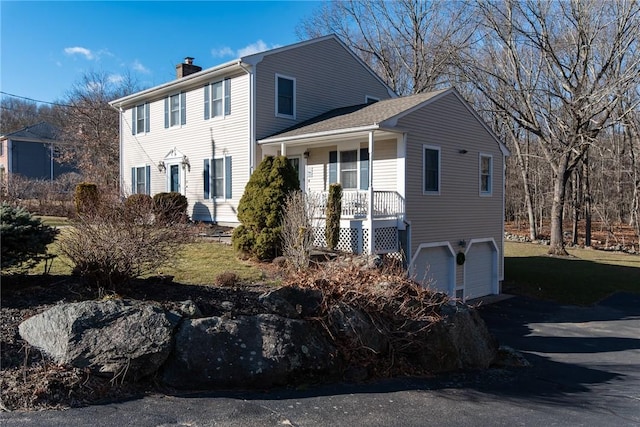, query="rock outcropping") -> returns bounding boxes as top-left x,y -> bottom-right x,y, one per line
19,287 -> 498,388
